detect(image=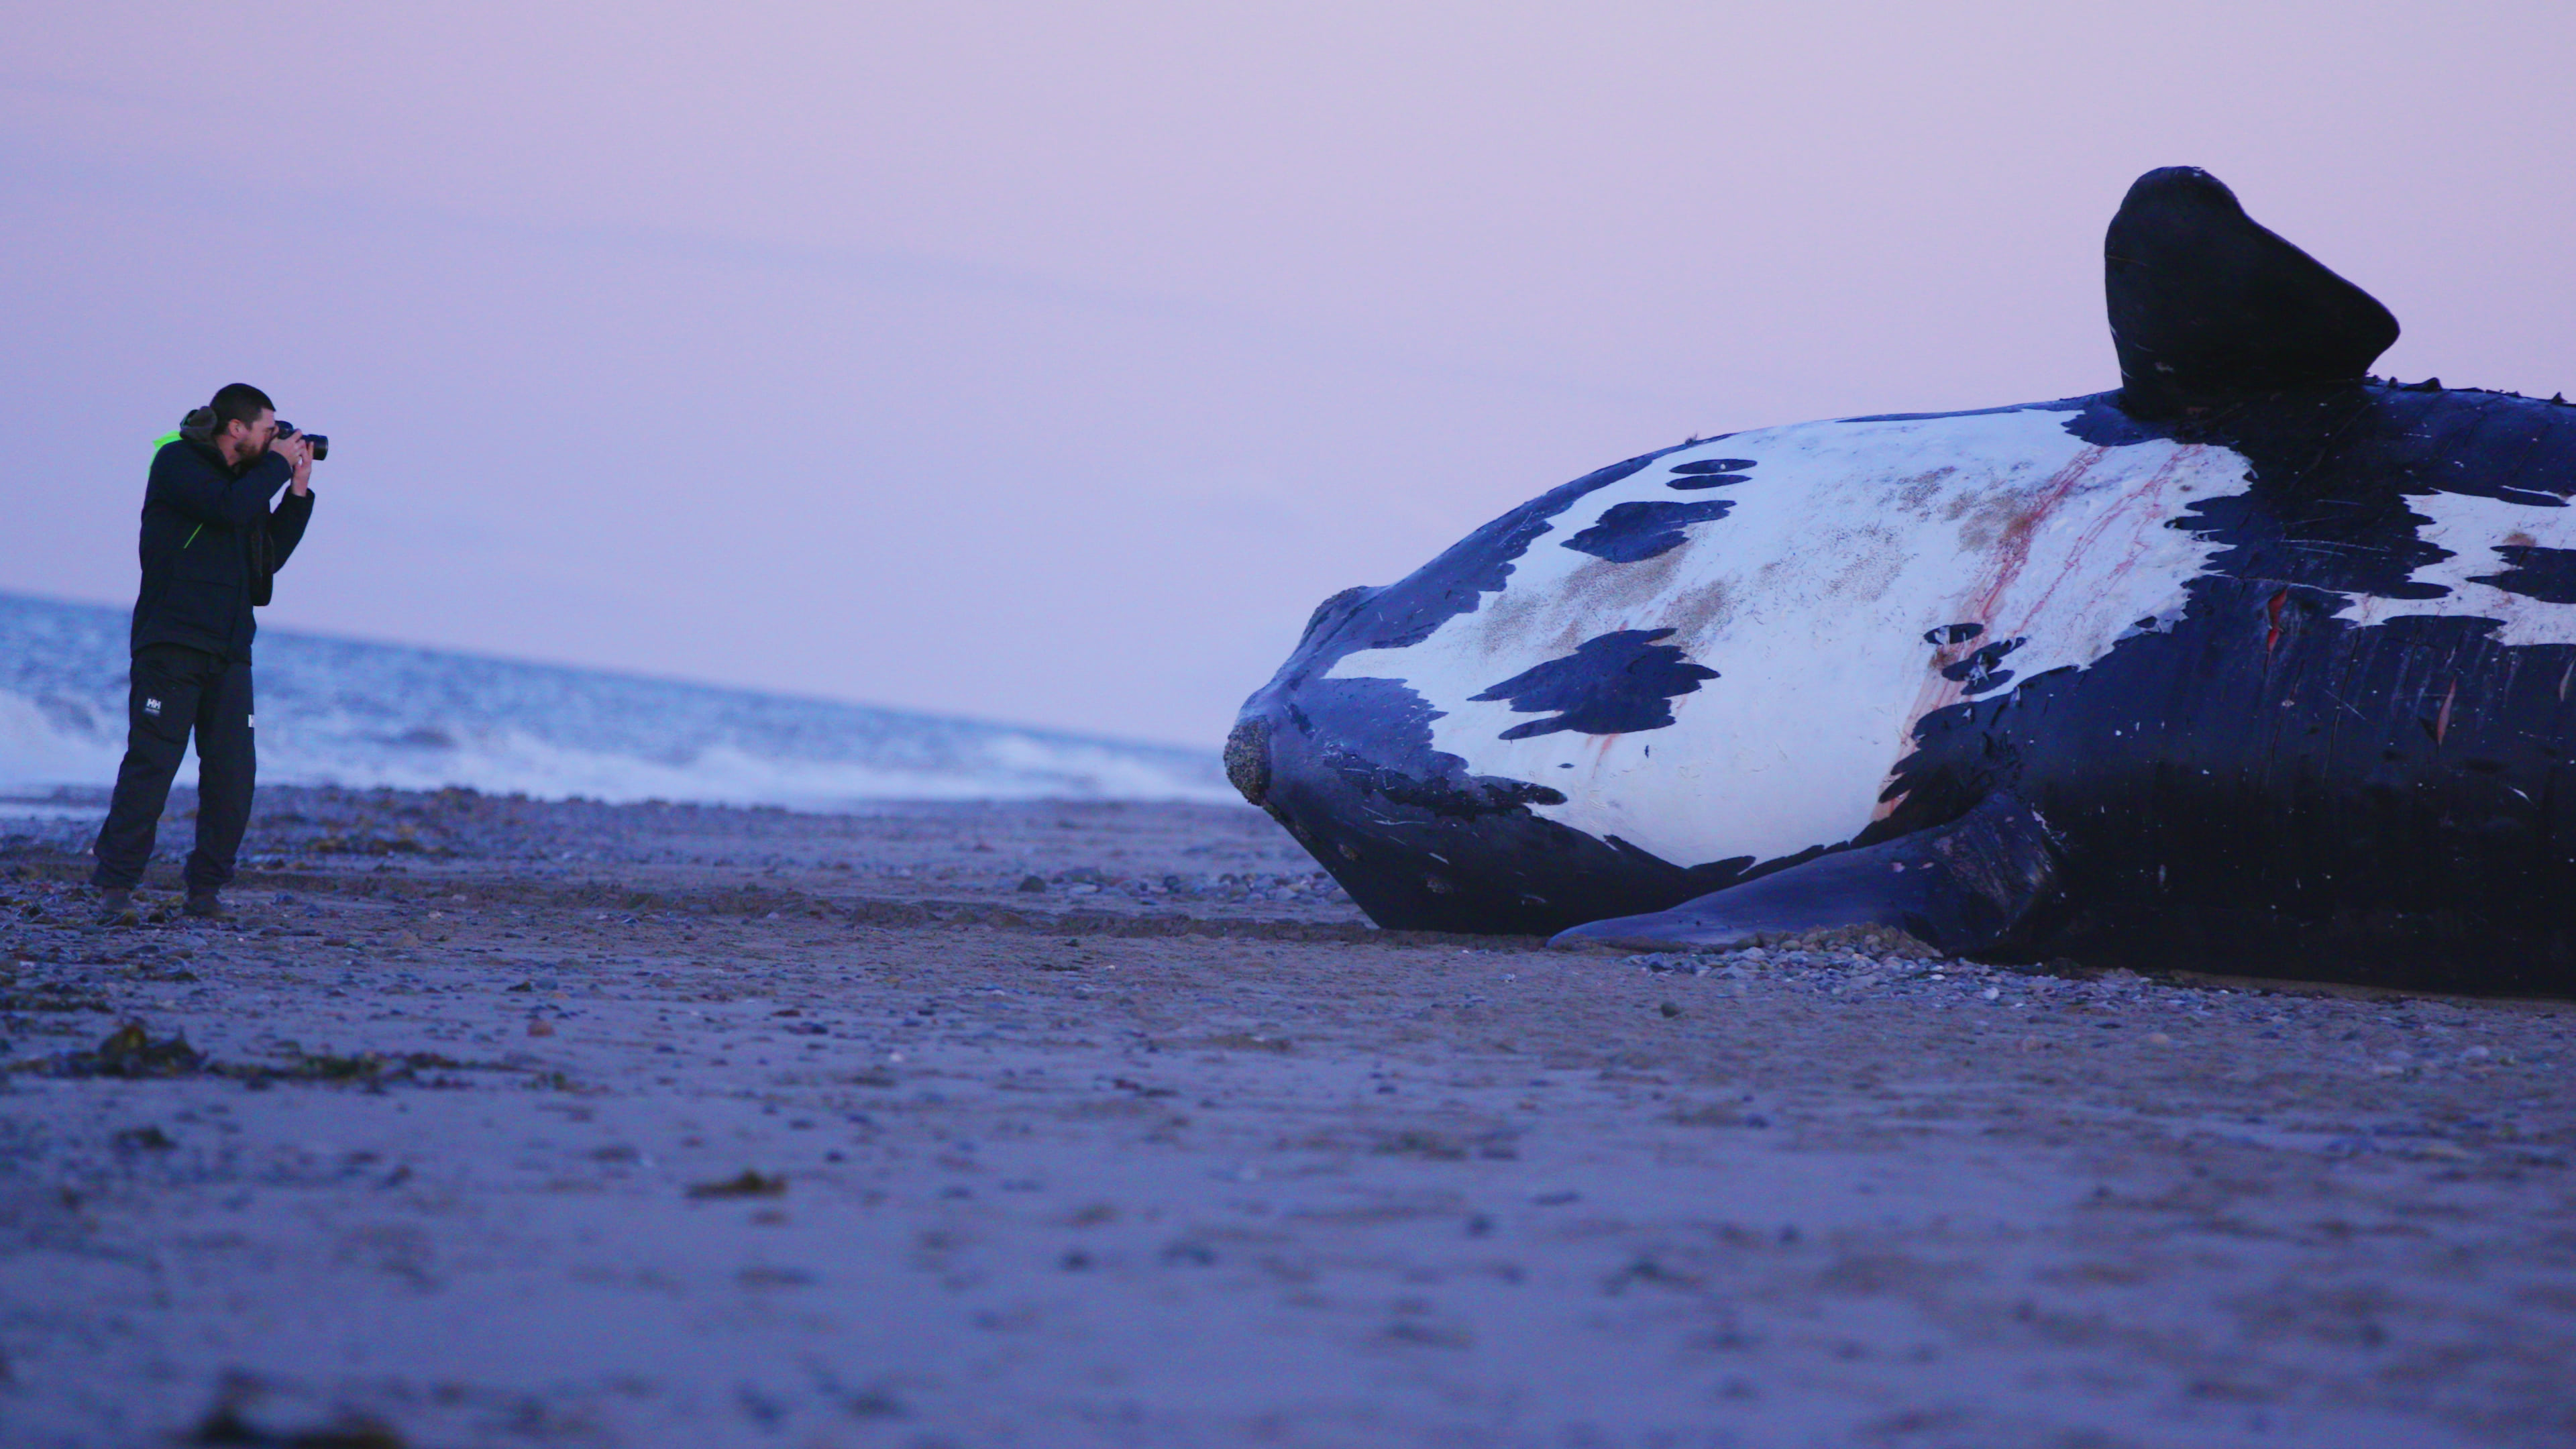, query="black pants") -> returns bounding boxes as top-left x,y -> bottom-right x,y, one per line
93,644 -> 256,894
